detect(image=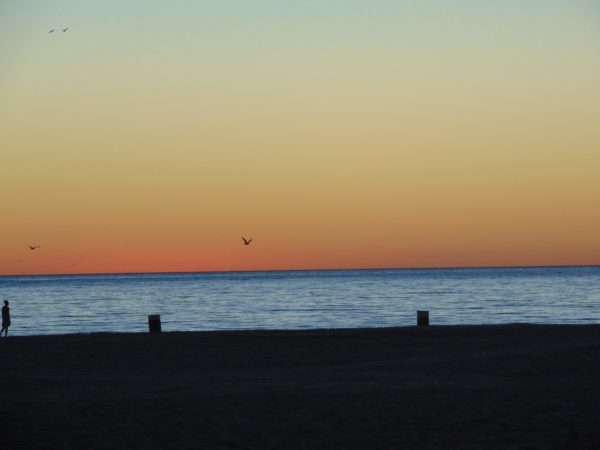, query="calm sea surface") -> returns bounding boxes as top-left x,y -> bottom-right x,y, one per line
0,266 -> 598,336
